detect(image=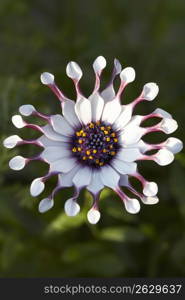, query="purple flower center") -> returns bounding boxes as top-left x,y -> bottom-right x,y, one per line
70,121 -> 120,168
